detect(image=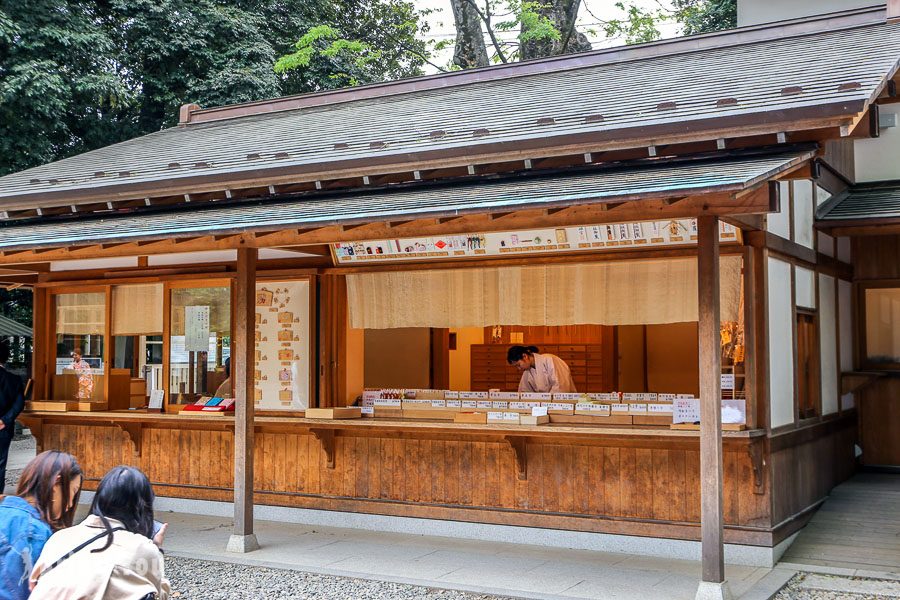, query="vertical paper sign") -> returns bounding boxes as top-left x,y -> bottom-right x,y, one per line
720,374 -> 735,390
184,306 -> 210,352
